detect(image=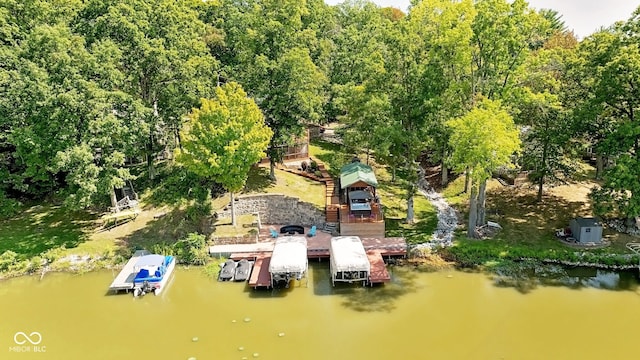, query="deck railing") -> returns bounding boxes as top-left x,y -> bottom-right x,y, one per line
339,205 -> 384,223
